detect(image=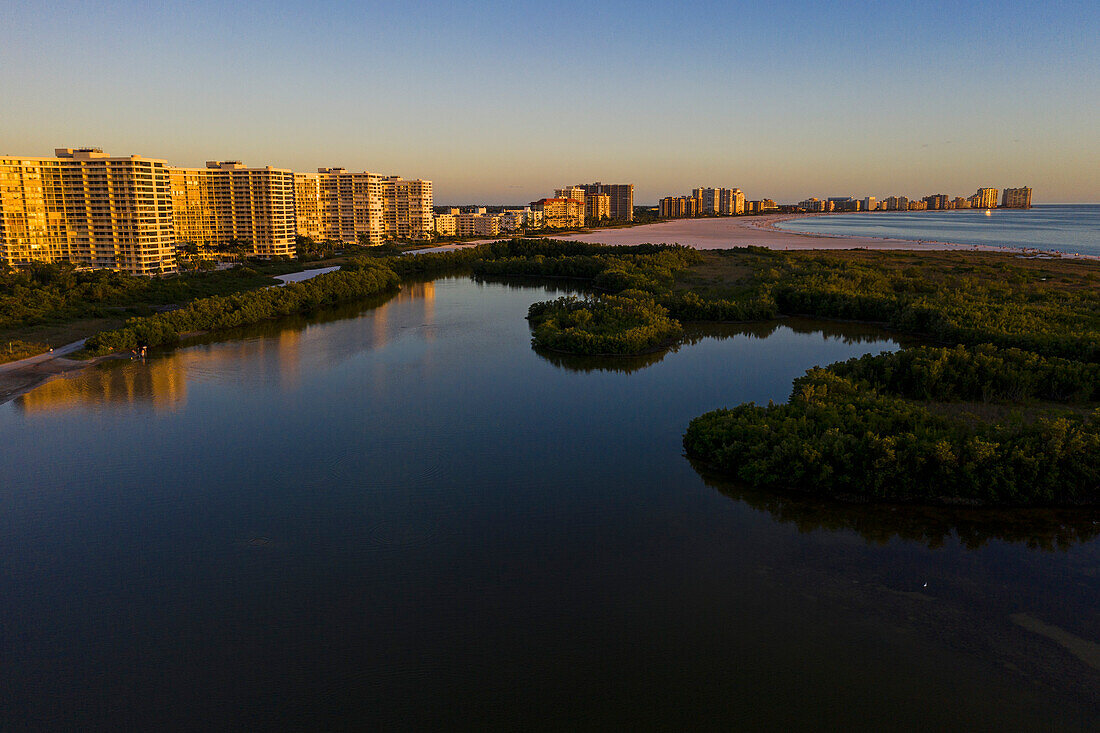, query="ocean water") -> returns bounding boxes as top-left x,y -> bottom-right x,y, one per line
775,204 -> 1100,256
